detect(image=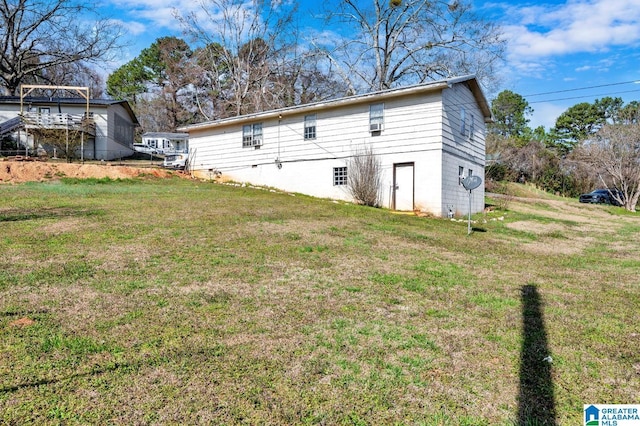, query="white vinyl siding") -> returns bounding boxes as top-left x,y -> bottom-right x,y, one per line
185,78 -> 487,217
441,83 -> 486,216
